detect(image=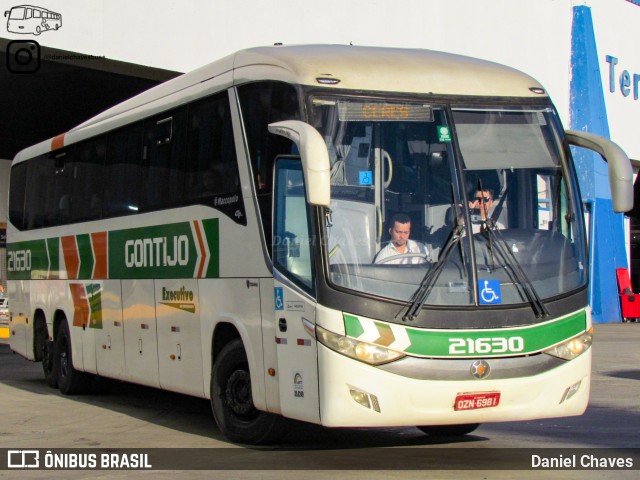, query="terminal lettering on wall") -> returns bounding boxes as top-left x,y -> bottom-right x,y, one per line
606,55 -> 640,100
